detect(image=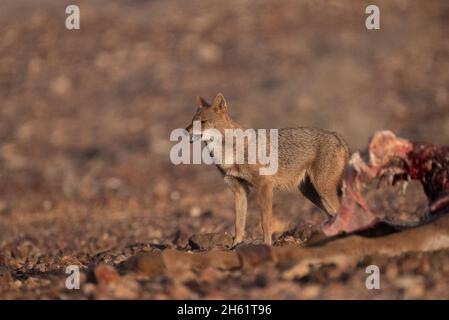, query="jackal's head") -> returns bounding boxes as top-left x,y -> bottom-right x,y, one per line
185,93 -> 231,142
